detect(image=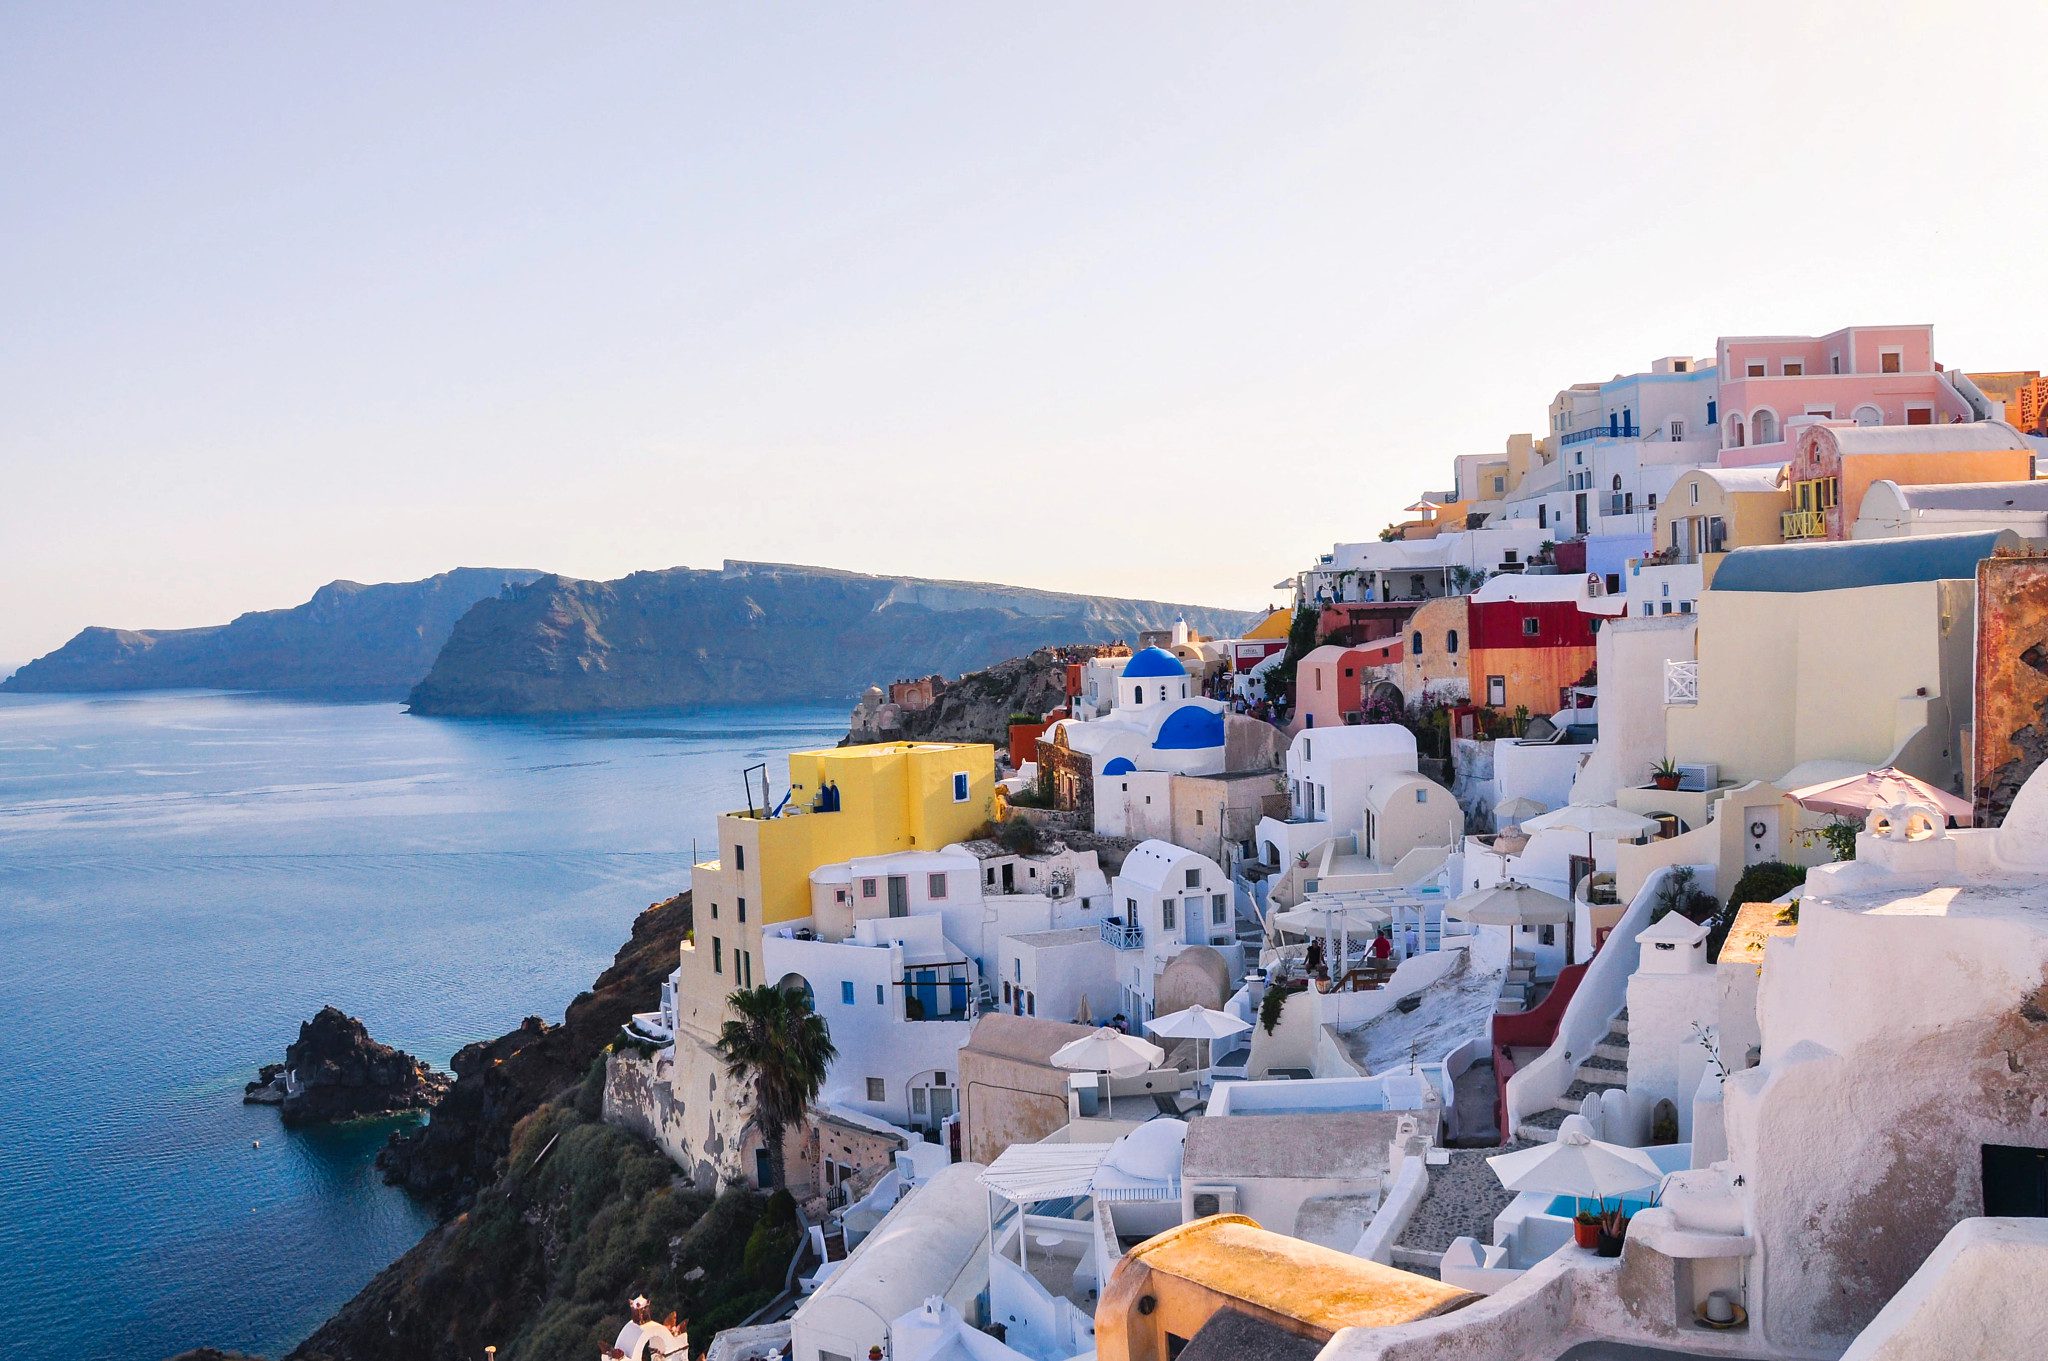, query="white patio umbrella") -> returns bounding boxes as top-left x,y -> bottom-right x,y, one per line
1051,1026 -> 1165,1079
1270,898 -> 1391,970
1486,1126 -> 1665,1214
1144,1004 -> 1253,1073
1518,802 -> 1660,862
1447,878 -> 1576,963
1494,795 -> 1549,828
